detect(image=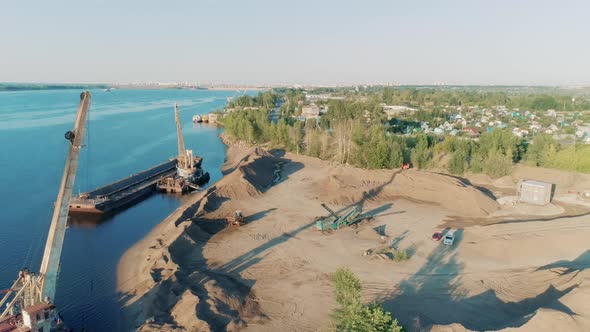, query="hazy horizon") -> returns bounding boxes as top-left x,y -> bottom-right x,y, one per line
2,0 -> 589,86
